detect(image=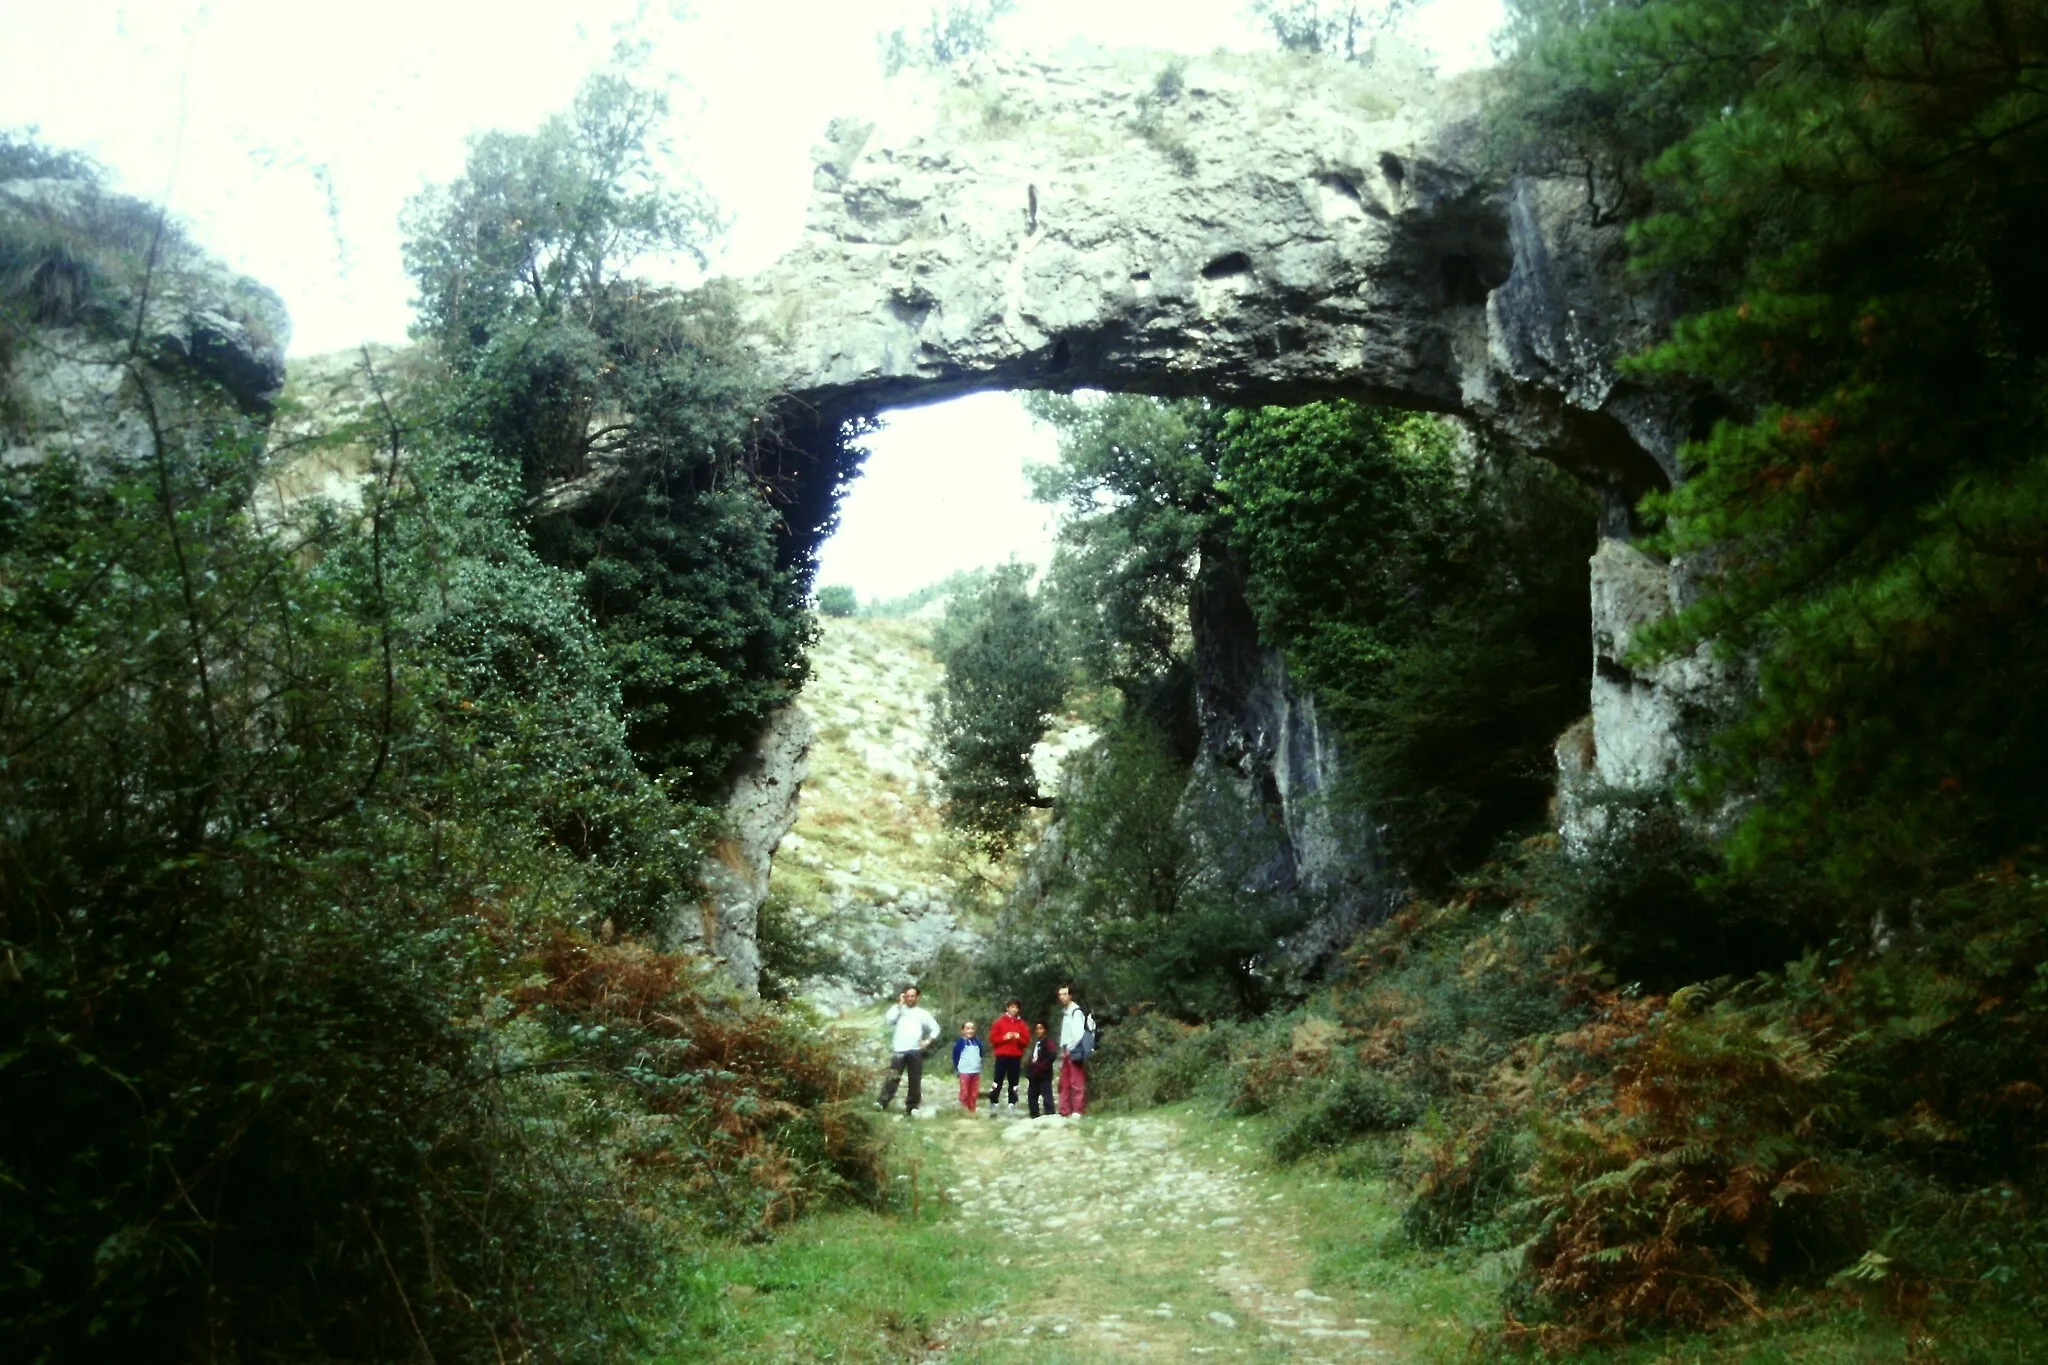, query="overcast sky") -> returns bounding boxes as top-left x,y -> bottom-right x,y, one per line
0,0 -> 1503,603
